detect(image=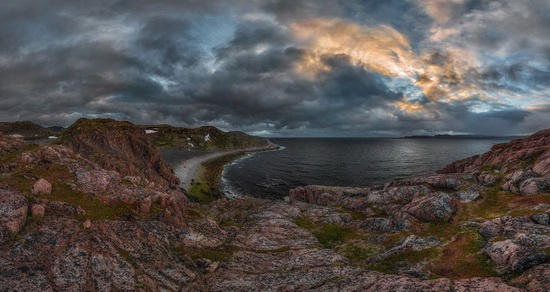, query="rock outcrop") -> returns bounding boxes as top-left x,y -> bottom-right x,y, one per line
439,129 -> 550,174
0,188 -> 28,244
59,118 -> 180,190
